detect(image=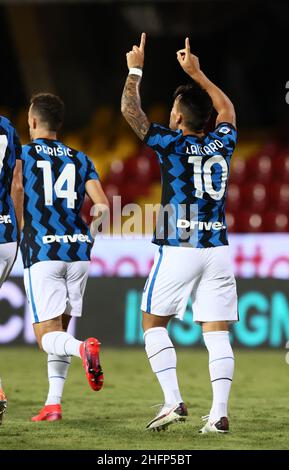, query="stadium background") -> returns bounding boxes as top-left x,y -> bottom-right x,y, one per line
0,0 -> 288,349
0,0 -> 289,452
